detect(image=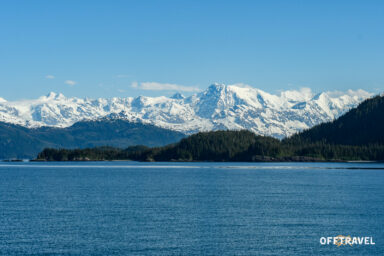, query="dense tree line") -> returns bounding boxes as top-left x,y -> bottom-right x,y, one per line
36,130 -> 384,162
37,146 -> 149,161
